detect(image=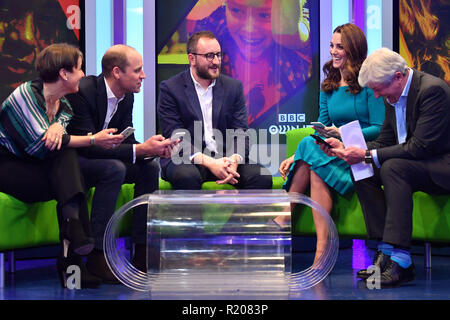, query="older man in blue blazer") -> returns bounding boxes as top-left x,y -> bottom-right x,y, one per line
322,48 -> 450,288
